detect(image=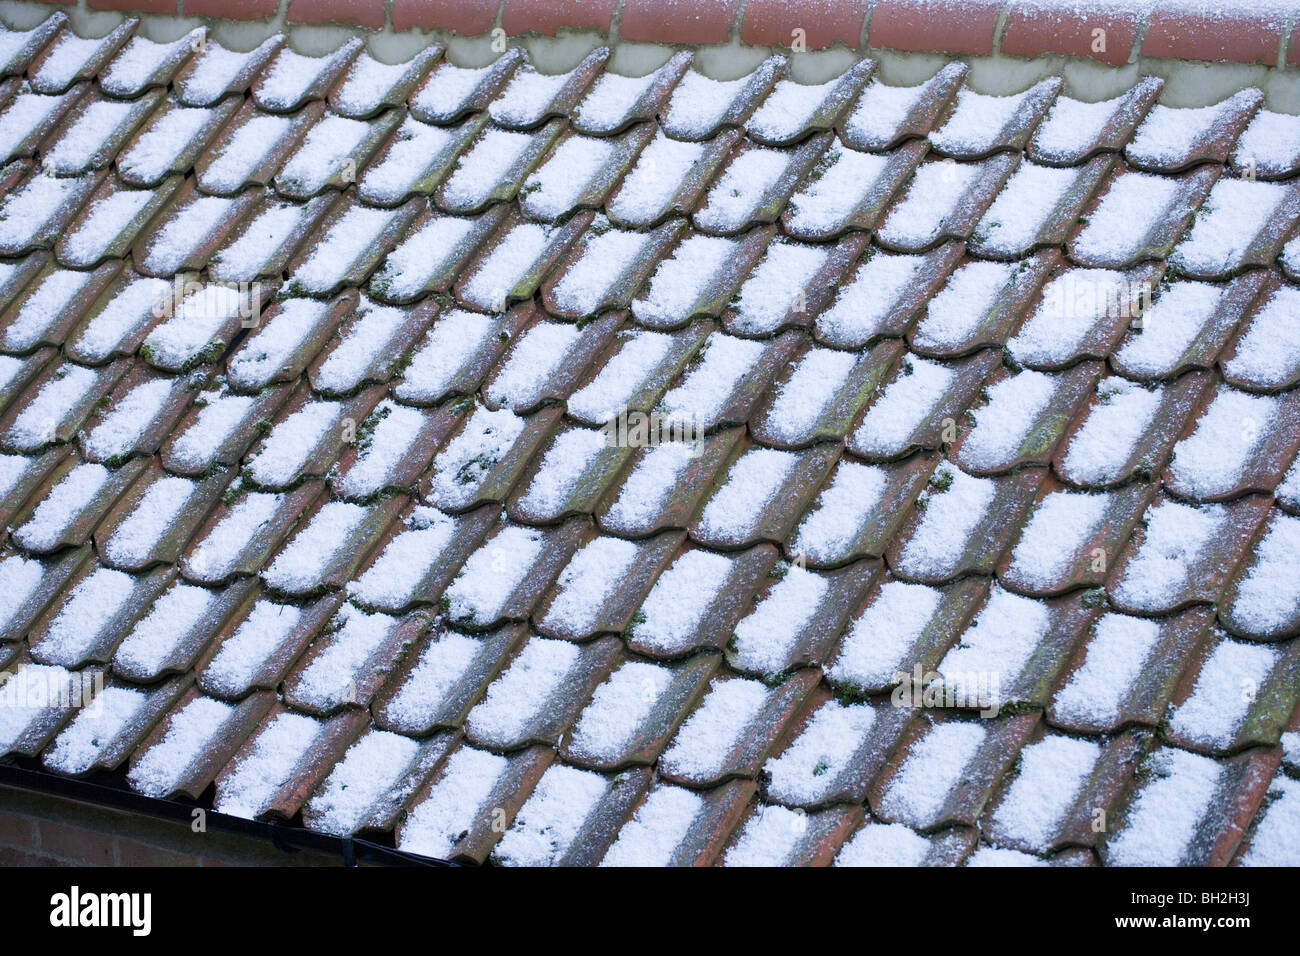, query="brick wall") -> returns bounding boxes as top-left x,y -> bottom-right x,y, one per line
0,783 -> 345,866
